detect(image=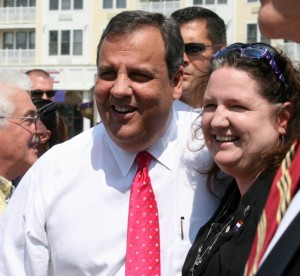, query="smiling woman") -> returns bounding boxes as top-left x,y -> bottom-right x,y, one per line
182,43 -> 300,276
